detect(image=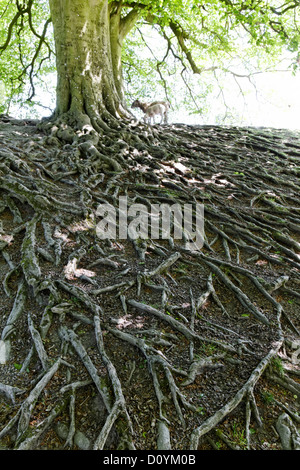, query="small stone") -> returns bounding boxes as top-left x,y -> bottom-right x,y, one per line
0,340 -> 10,365
74,431 -> 91,450
55,422 -> 91,450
